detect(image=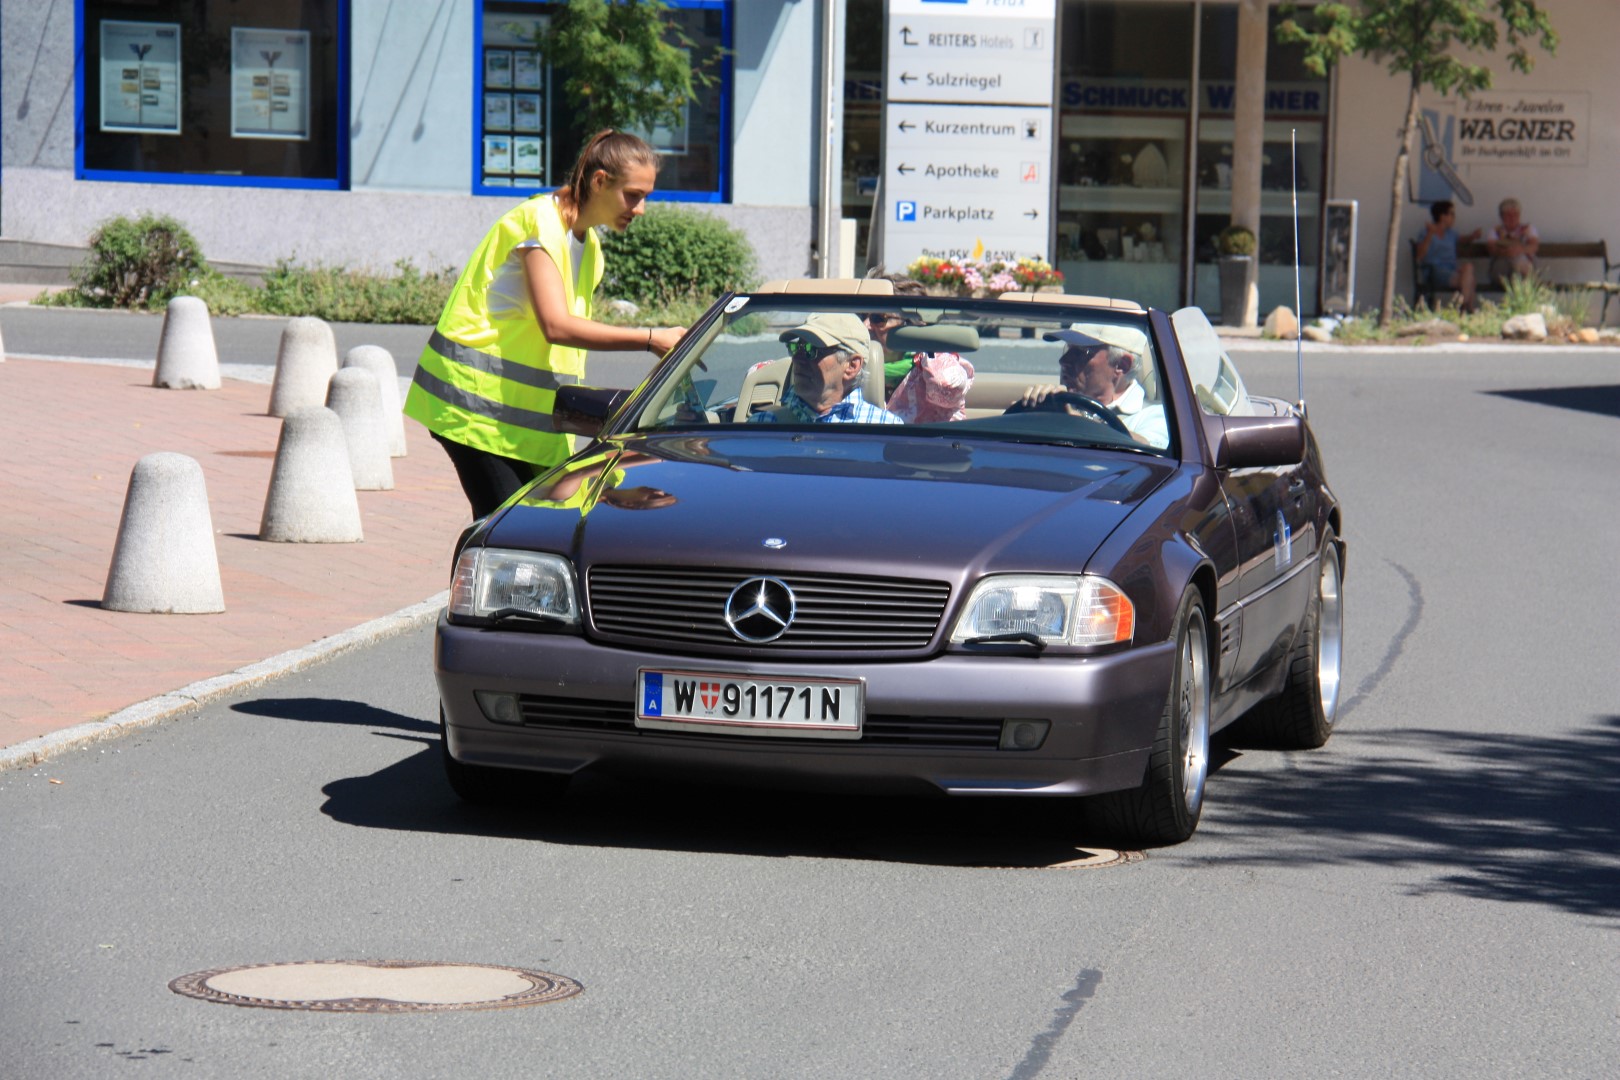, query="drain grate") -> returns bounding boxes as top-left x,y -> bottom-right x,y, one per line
169,960 -> 582,1013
